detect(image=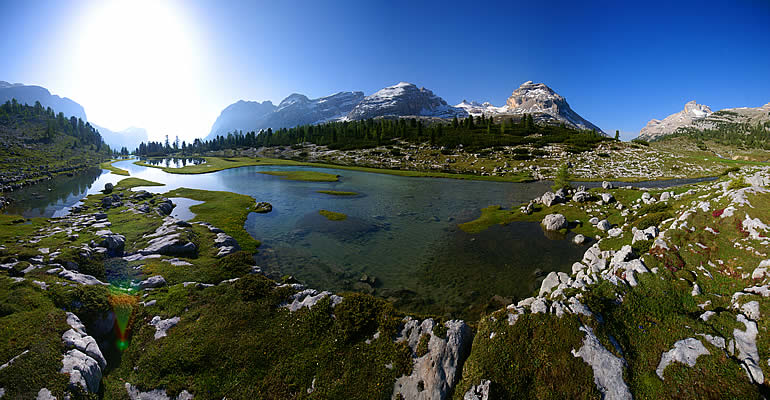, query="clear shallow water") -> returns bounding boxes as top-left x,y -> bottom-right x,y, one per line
2,158 -> 717,318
